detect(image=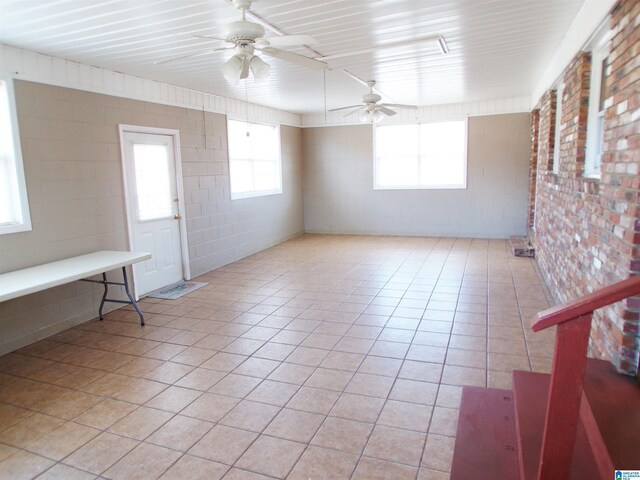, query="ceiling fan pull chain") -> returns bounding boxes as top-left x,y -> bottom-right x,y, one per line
202,106 -> 208,149
323,69 -> 327,125
245,80 -> 250,137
